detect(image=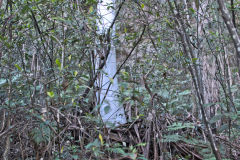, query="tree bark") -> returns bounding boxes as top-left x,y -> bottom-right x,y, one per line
96,0 -> 126,126
217,0 -> 240,76
167,1 -> 222,159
